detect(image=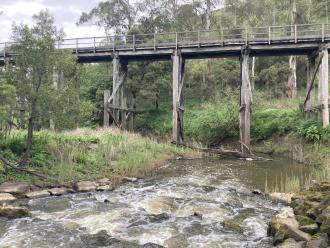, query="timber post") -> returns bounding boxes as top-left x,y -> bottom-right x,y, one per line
239,48 -> 252,154
103,90 -> 110,127
172,49 -> 185,144
110,53 -> 128,129
305,55 -> 316,116
319,45 -> 329,127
